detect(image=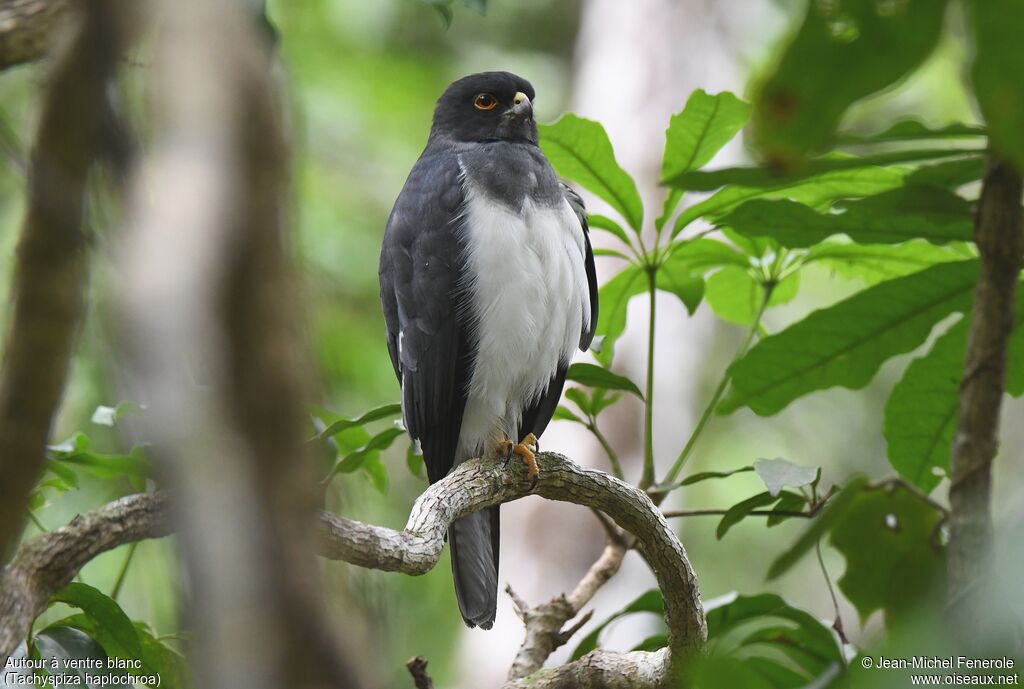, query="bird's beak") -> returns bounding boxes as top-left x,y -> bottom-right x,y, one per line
510,91 -> 533,119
